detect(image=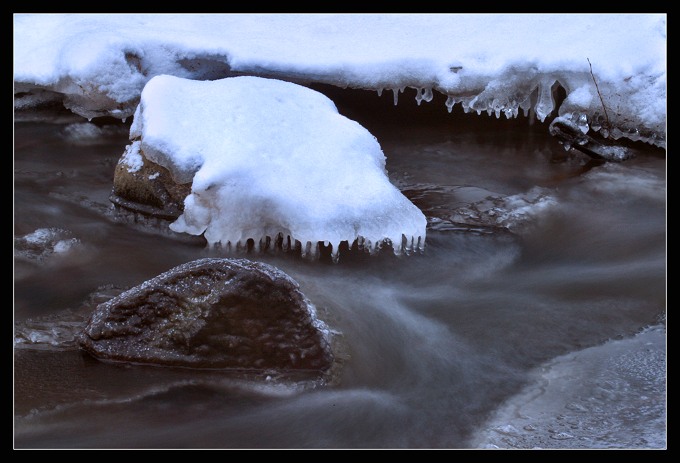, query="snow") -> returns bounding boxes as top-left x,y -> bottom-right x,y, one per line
120,141 -> 143,173
14,14 -> 666,147
132,75 -> 426,258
